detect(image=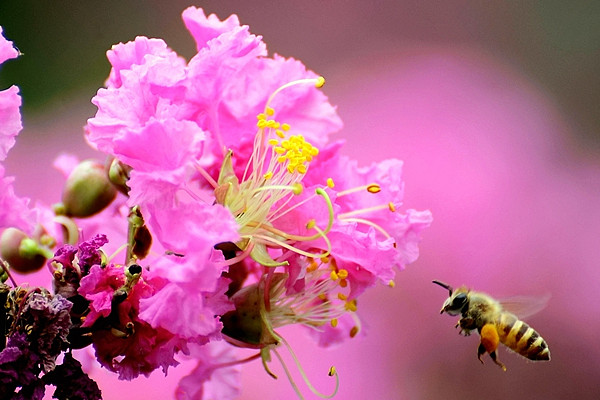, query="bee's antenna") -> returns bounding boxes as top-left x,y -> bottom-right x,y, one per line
432,280 -> 453,296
